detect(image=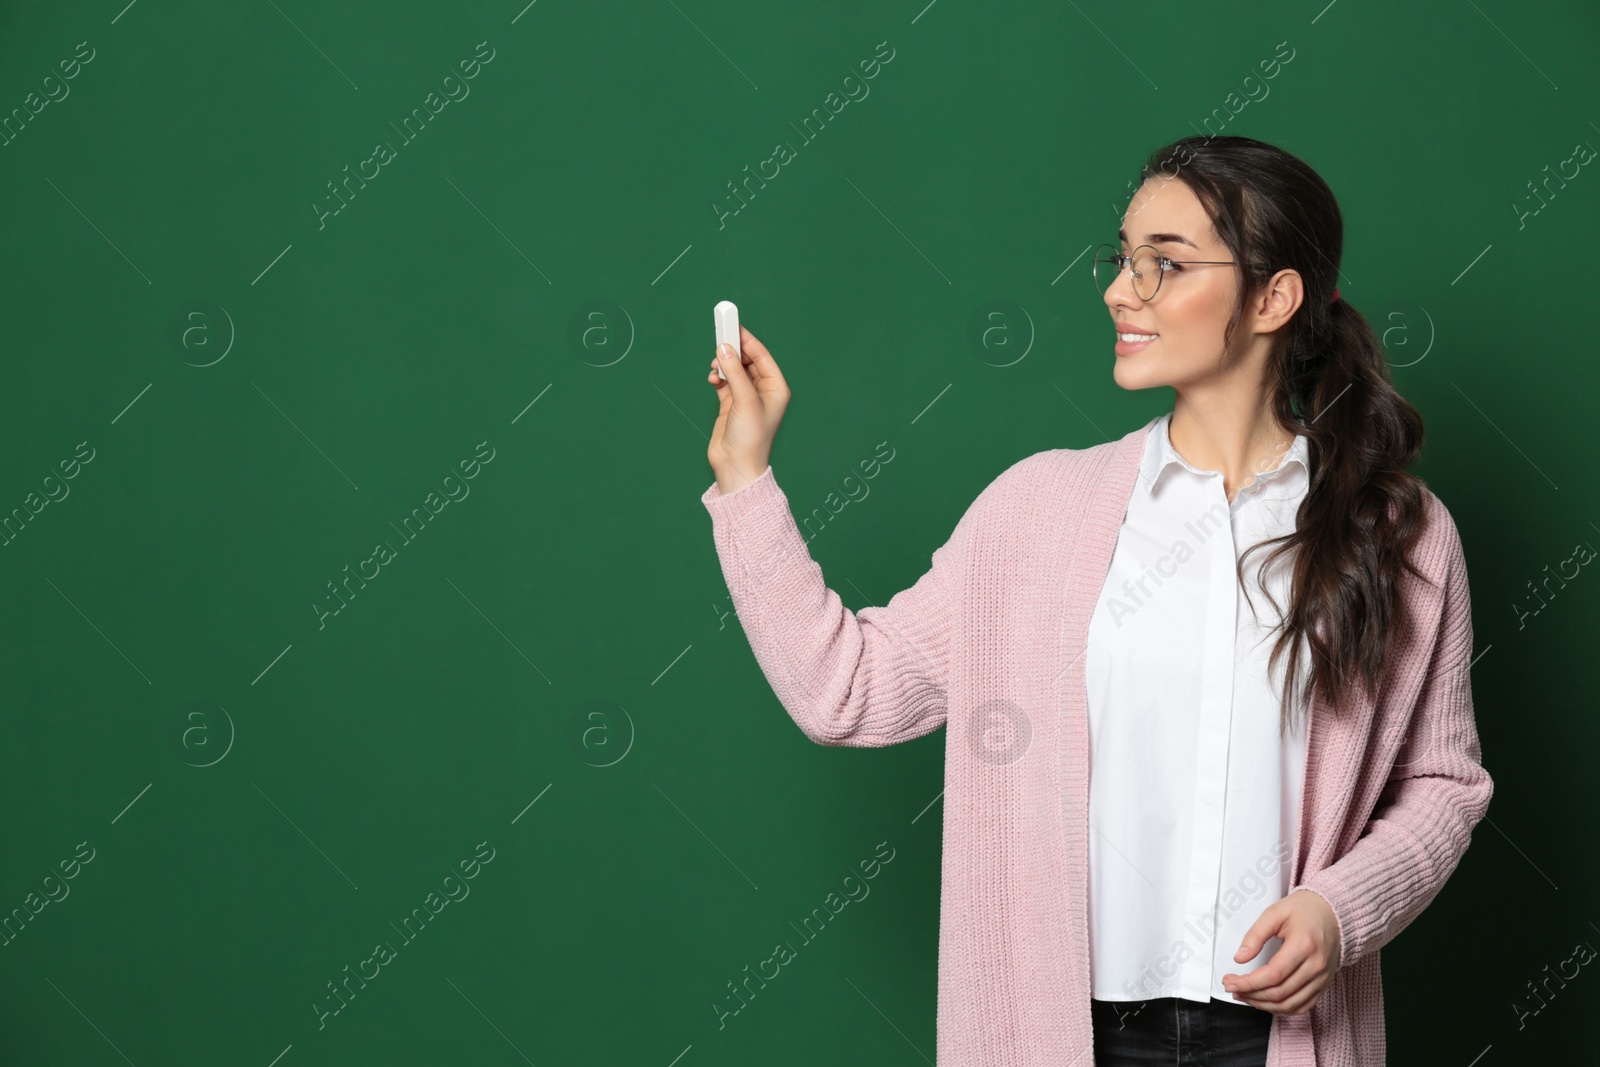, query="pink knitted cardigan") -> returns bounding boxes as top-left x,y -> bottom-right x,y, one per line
700,418 -> 1492,1066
